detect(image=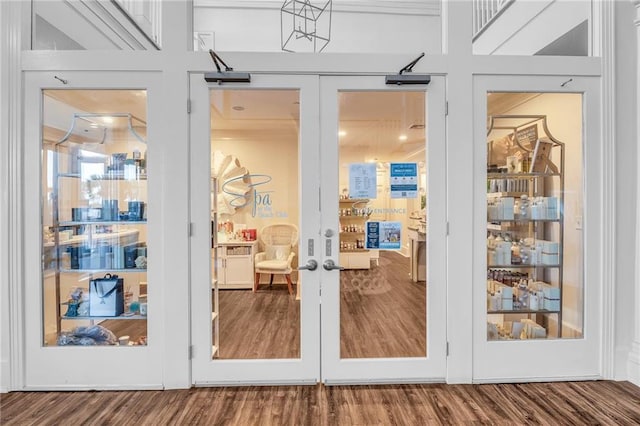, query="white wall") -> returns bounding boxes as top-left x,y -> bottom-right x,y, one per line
615,0 -> 638,381
0,0 -> 9,394
473,0 -> 591,56
193,5 -> 442,54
